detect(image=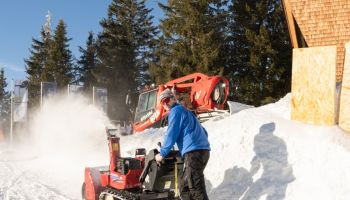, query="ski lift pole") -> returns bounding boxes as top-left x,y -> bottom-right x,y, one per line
10,79 -> 13,146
